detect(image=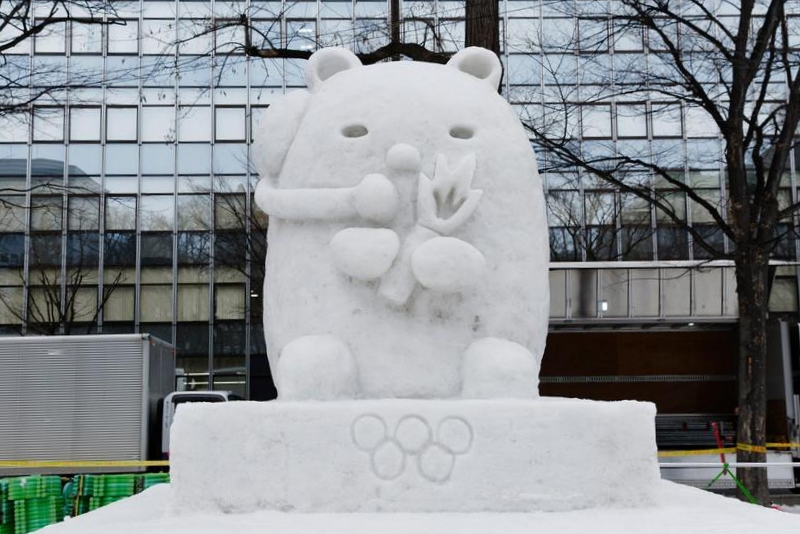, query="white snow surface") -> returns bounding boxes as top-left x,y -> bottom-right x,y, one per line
40,481 -> 800,534
169,399 -> 659,513
253,47 -> 549,399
